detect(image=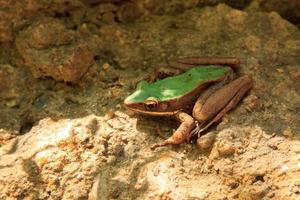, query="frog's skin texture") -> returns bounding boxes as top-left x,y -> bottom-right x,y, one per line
124,56 -> 253,149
